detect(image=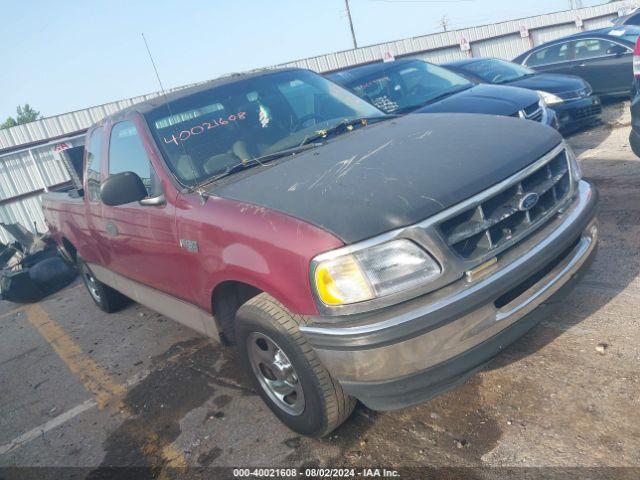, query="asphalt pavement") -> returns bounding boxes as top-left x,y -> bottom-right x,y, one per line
1,102 -> 638,478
